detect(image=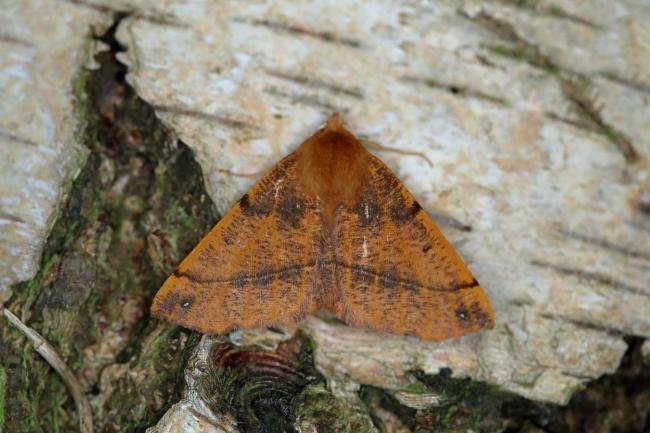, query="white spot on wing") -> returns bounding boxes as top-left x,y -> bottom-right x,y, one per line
274,179 -> 284,199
